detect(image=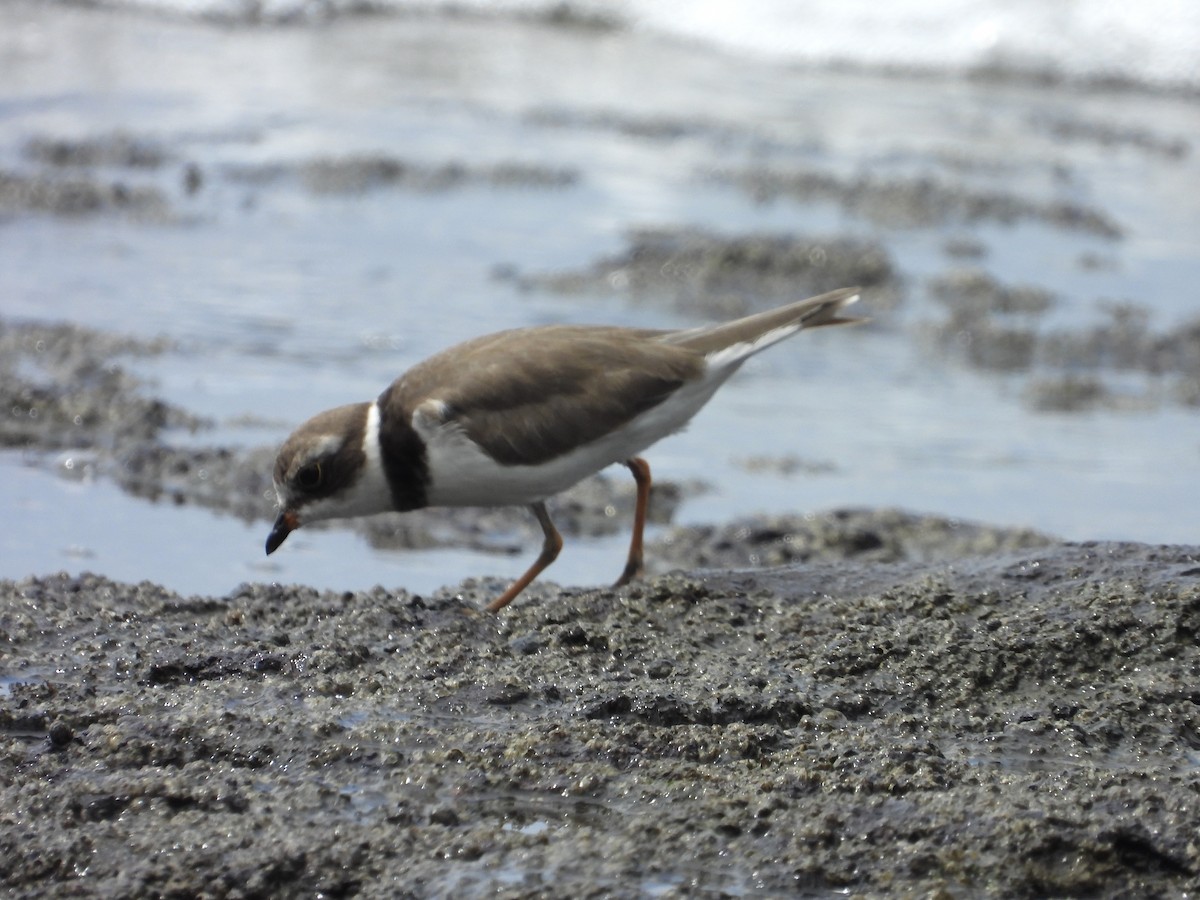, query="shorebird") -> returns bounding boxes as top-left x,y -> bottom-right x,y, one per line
266,287 -> 863,610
